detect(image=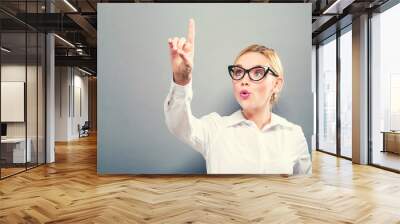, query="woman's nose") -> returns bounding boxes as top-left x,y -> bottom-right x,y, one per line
241,75 -> 250,86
